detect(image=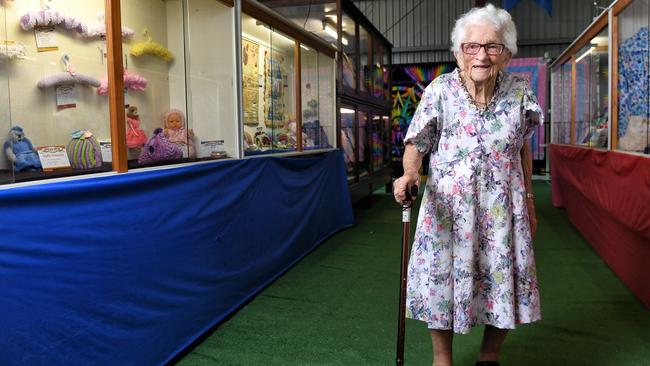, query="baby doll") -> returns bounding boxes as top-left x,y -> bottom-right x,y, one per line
3,125 -> 42,172
163,108 -> 195,158
125,106 -> 147,149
